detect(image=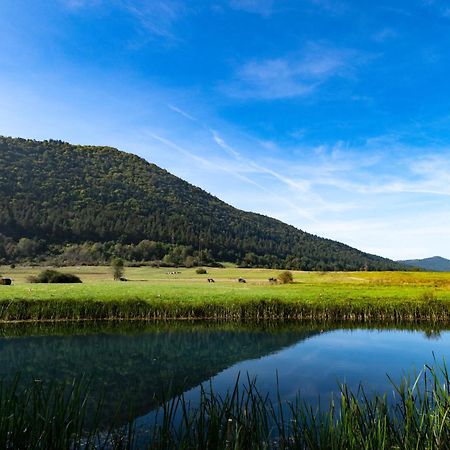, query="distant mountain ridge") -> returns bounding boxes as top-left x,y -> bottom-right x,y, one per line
399,256 -> 450,272
0,136 -> 406,270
